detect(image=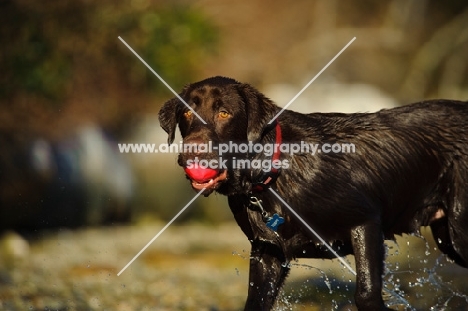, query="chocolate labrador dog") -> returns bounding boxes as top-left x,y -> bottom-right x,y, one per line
158,76 -> 468,310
